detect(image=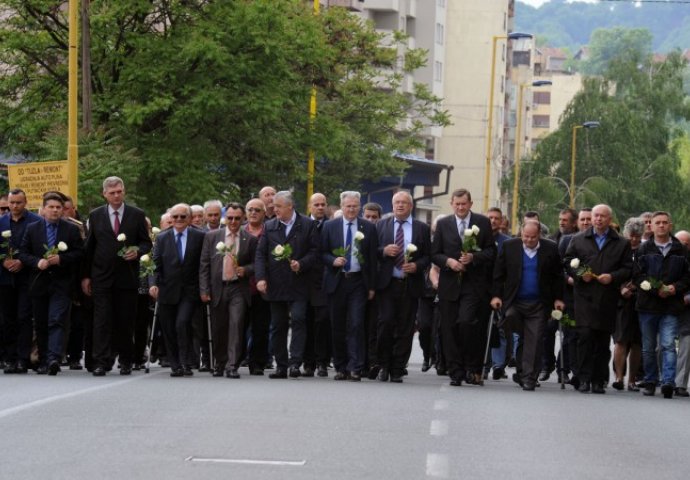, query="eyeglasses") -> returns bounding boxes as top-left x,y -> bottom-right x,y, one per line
171,215 -> 187,220
226,216 -> 242,221
247,208 -> 263,213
